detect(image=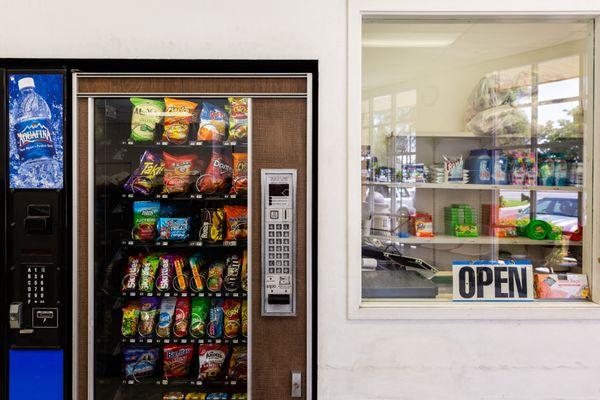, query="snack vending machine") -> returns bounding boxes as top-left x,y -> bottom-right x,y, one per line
1,68 -> 70,399
73,71 -> 314,400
